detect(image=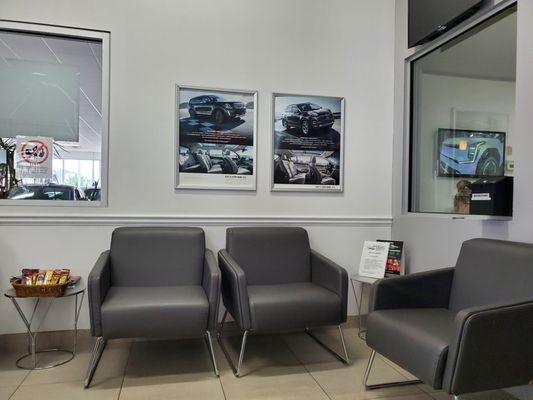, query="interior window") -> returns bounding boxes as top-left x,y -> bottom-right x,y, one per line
0,25 -> 108,204
409,7 -> 516,214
